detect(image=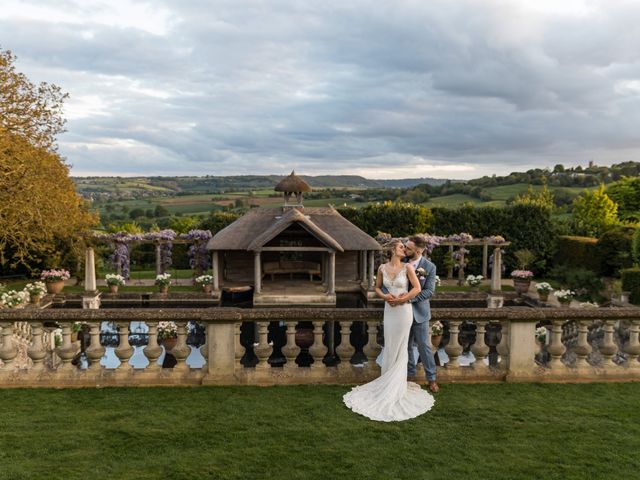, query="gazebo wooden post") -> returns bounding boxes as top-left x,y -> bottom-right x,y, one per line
367,251 -> 375,290
482,242 -> 489,279
457,248 -> 466,286
328,251 -> 336,295
155,242 -> 162,275
254,251 -> 262,294
447,245 -> 454,279
212,251 -> 220,291
360,250 -> 367,284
